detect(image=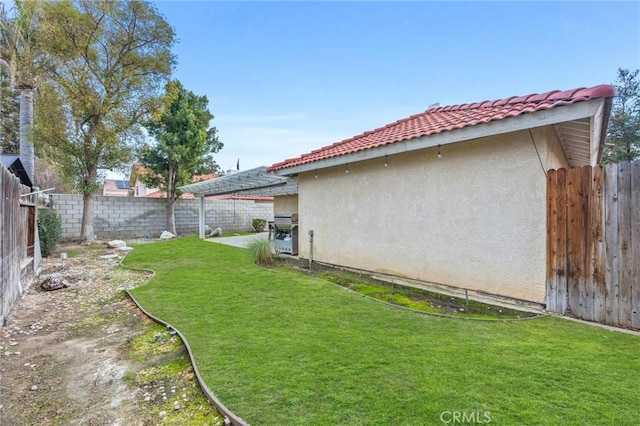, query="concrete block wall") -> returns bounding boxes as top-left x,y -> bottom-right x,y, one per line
51,194 -> 274,241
